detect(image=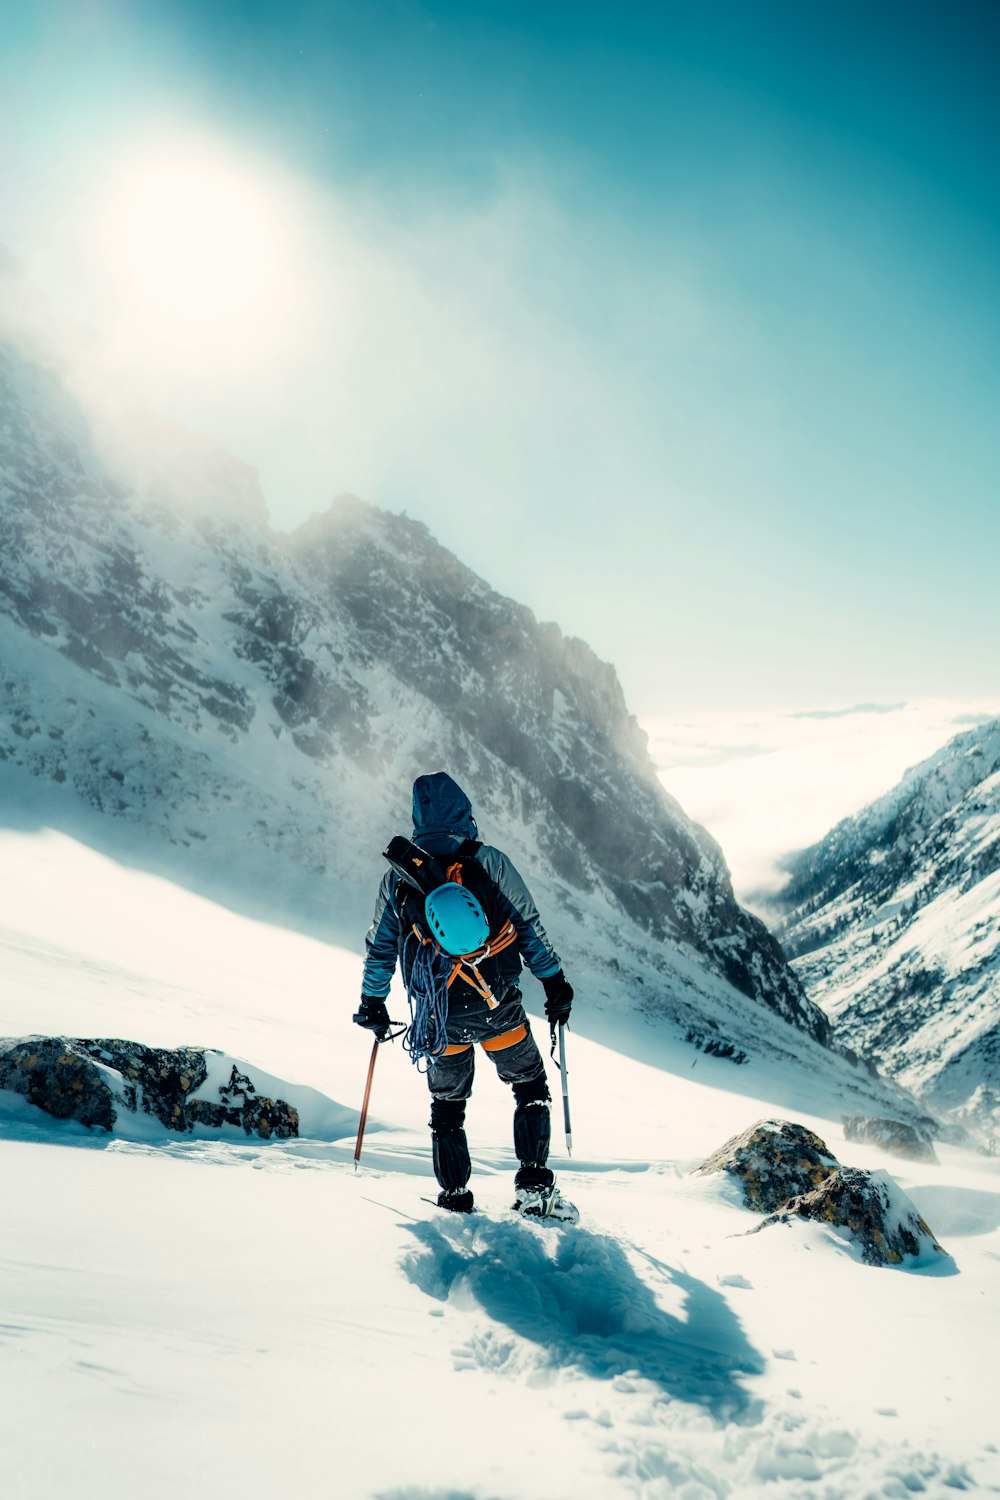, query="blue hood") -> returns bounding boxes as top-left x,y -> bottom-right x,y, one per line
411,772 -> 478,853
